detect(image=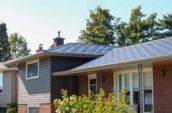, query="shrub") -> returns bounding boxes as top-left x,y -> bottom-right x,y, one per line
7,103 -> 18,113
54,88 -> 135,113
